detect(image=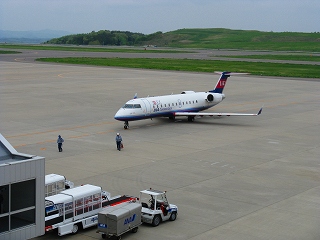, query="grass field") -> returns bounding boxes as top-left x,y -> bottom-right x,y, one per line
0,50 -> 21,54
2,28 -> 320,79
165,29 -> 320,52
36,57 -> 320,78
217,54 -> 320,62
